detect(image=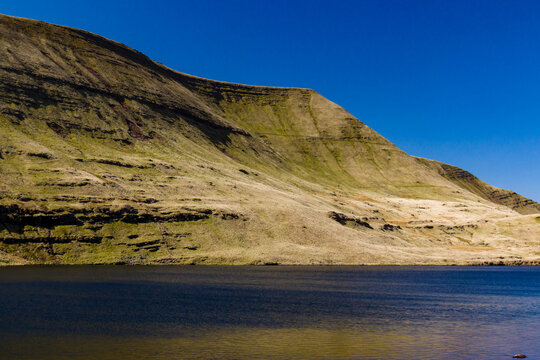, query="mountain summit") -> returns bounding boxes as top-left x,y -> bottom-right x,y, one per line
0,14 -> 538,265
